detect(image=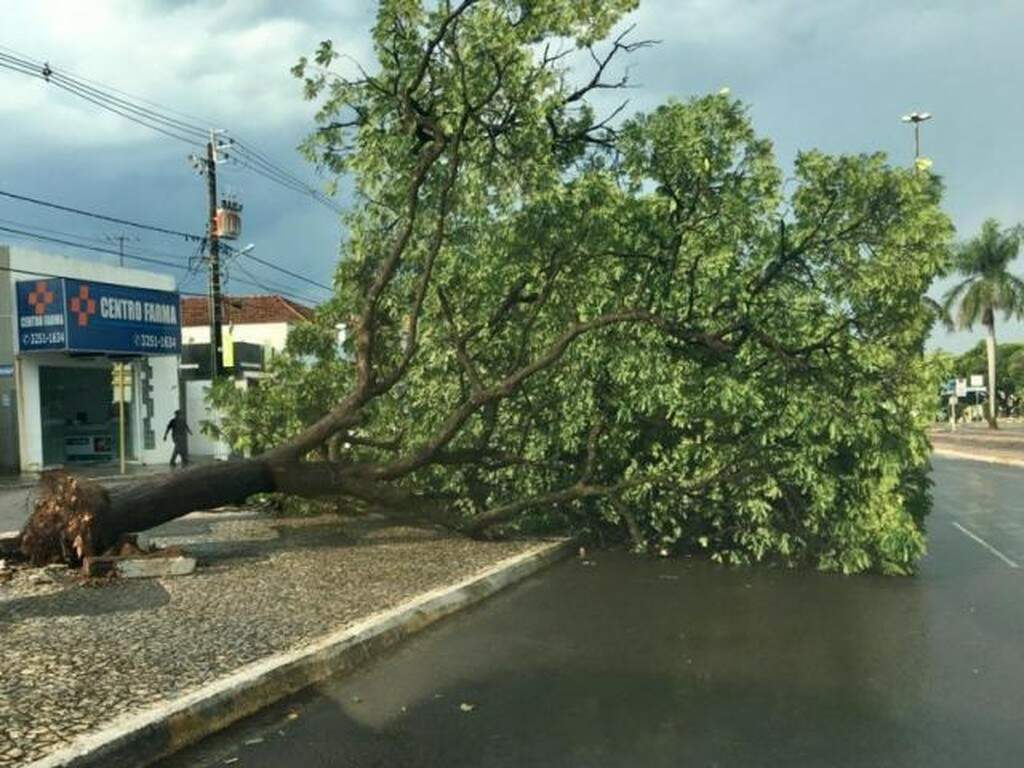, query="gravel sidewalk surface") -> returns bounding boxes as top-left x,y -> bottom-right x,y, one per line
0,511 -> 540,767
